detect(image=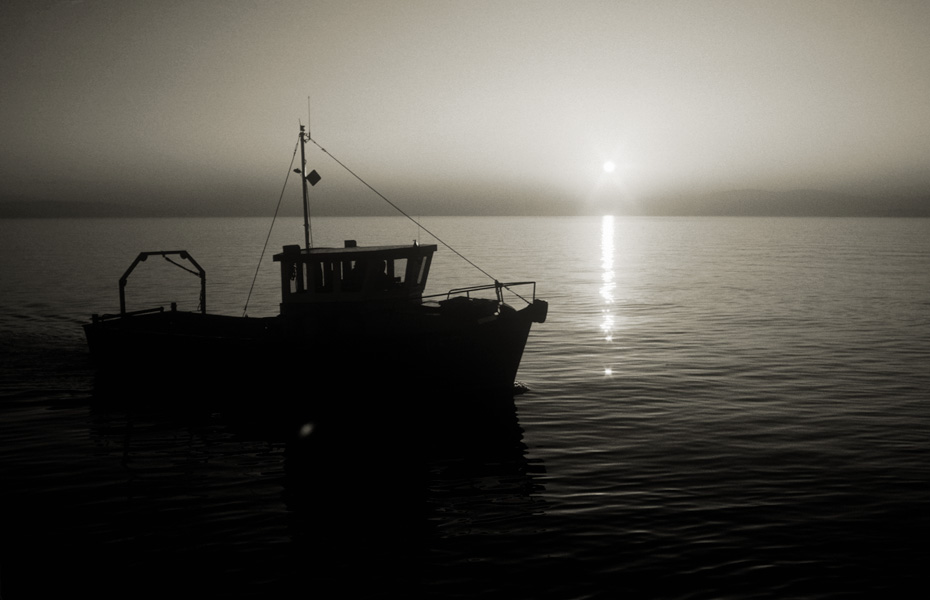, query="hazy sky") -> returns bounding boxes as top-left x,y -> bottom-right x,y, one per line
3,0 -> 929,216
